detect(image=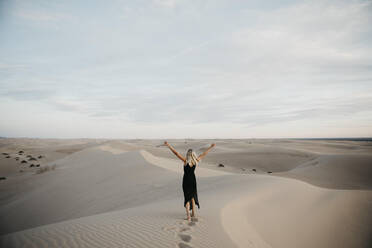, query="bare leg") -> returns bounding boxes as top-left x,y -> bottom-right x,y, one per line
191,197 -> 196,217
185,201 -> 191,221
